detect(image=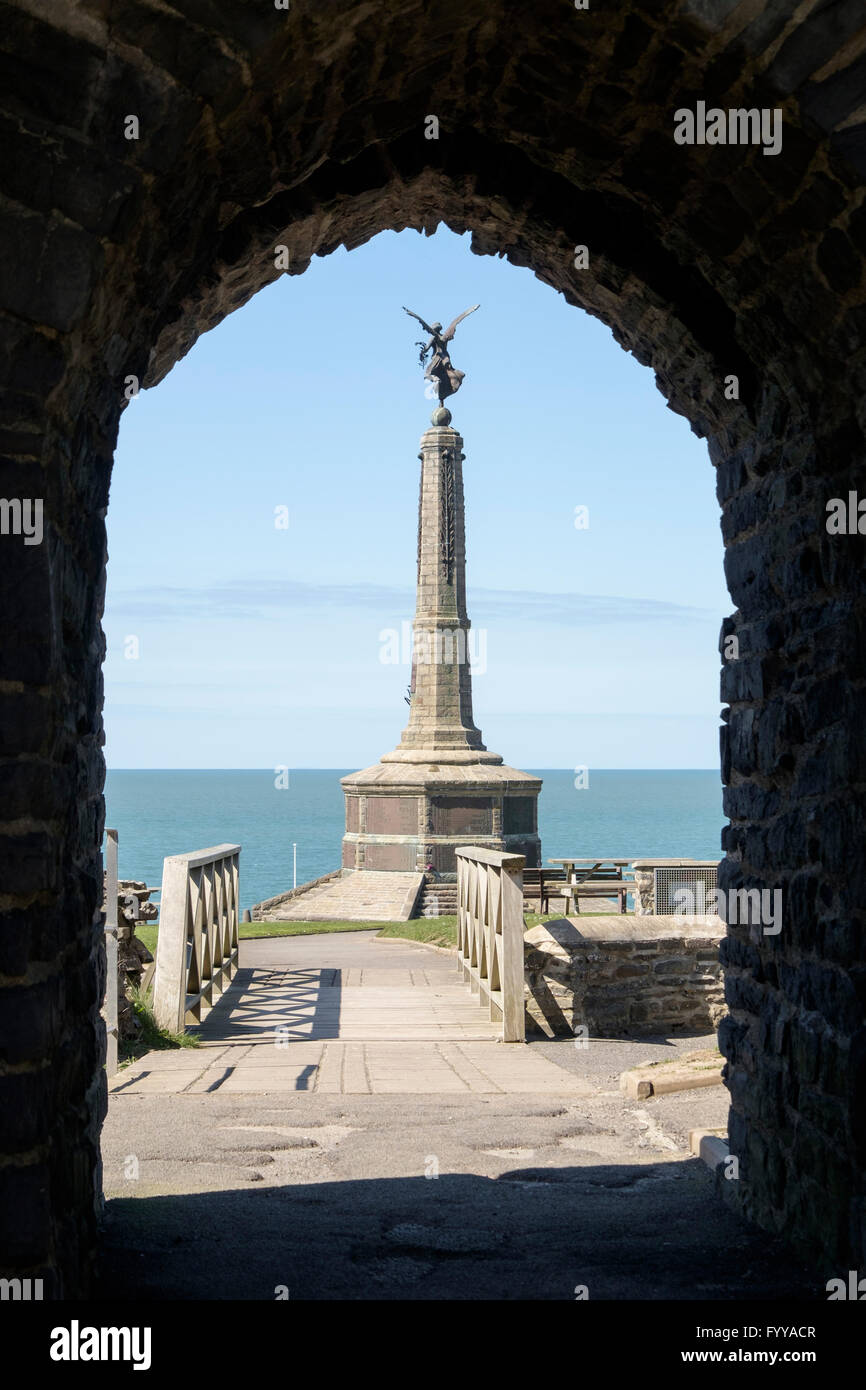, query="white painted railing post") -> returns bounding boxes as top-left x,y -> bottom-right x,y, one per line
102,828 -> 119,1075
153,844 -> 241,1033
456,846 -> 526,1042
